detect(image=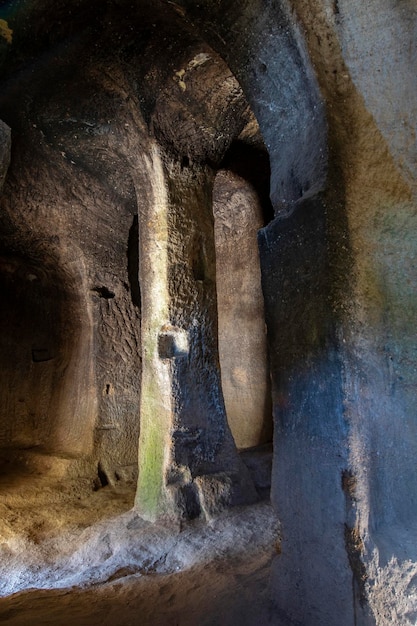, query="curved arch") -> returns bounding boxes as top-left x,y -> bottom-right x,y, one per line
168,0 -> 328,213
0,247 -> 96,459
